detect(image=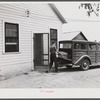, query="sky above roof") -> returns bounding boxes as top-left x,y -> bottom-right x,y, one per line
54,2 -> 100,42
